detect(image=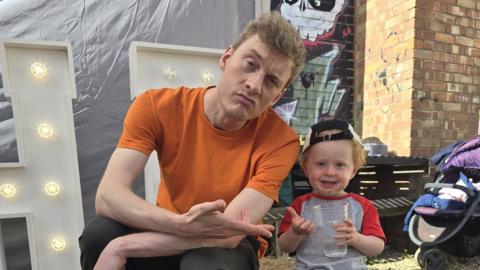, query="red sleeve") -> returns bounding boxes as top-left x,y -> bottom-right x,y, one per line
278,195 -> 305,236
360,199 -> 387,242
